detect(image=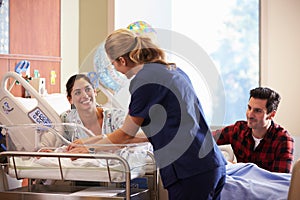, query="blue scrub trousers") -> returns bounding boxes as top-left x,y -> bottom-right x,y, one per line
166,165 -> 226,200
